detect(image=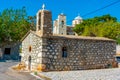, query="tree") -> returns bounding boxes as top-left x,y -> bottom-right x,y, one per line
0,7 -> 36,44
28,16 -> 36,30
73,14 -> 120,44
